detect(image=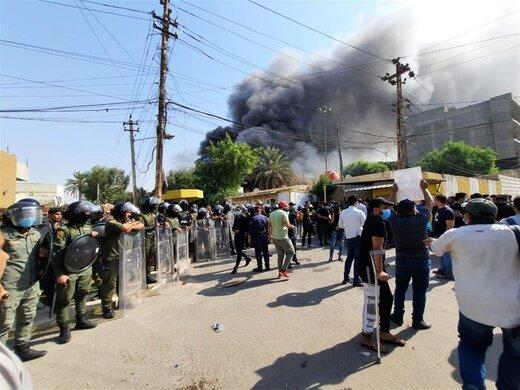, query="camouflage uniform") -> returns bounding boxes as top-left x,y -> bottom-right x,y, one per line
98,219 -> 123,311
0,226 -> 41,345
139,212 -> 156,277
52,224 -> 93,326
